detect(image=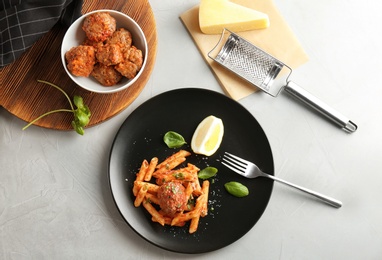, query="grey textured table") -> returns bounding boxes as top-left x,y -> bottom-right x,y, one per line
1,0 -> 381,259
